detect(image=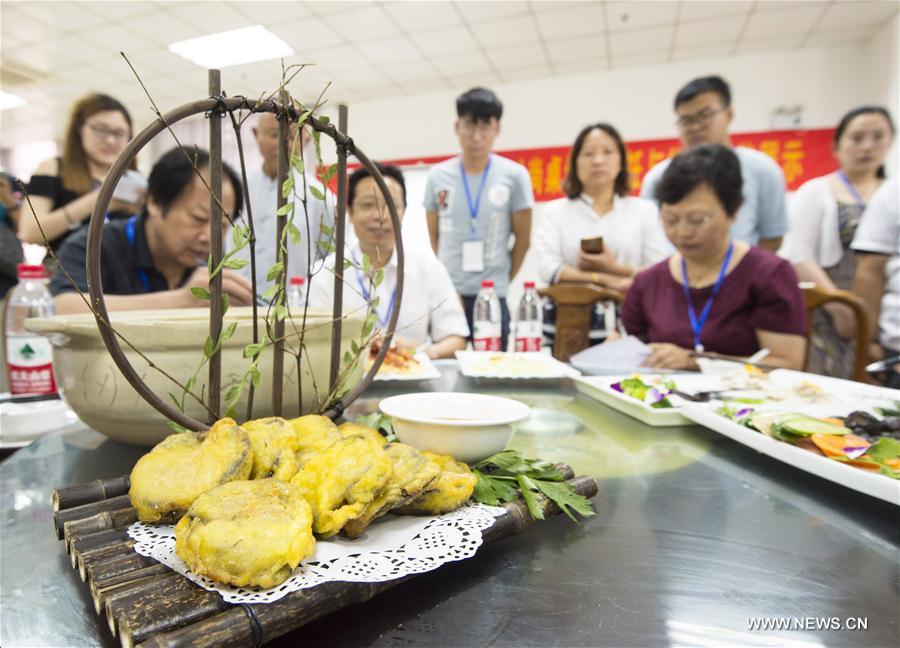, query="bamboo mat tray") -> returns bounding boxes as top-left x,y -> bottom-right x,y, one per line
52,471 -> 598,648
